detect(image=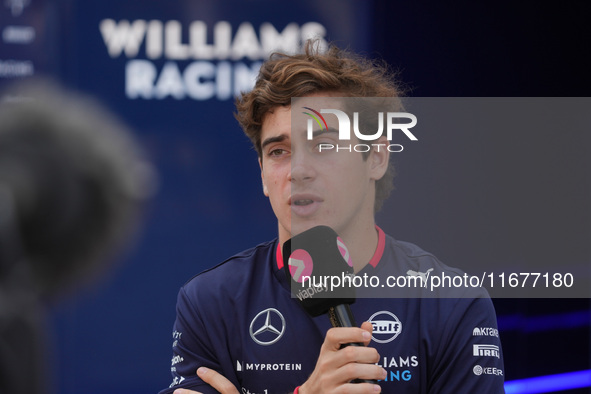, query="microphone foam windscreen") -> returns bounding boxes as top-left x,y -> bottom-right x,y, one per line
0,80 -> 156,298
